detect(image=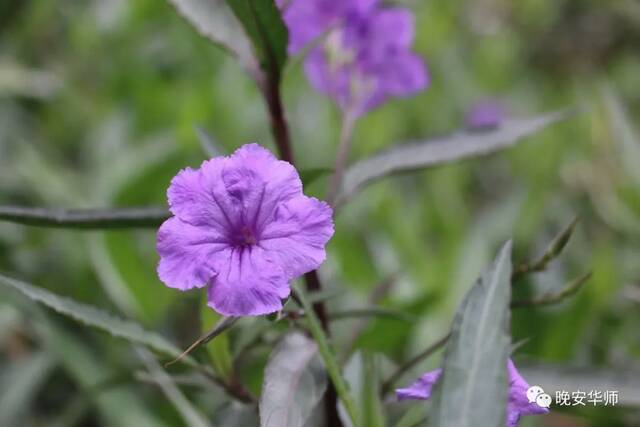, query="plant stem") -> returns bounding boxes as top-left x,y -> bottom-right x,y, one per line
381,332 -> 451,396
512,216 -> 579,281
259,71 -> 341,426
261,77 -> 294,164
294,287 -> 359,427
327,111 -> 357,205
510,272 -> 591,308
